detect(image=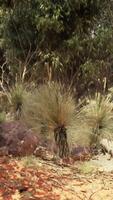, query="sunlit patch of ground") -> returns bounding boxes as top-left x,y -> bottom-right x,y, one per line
90,153 -> 113,172
0,155 -> 113,200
